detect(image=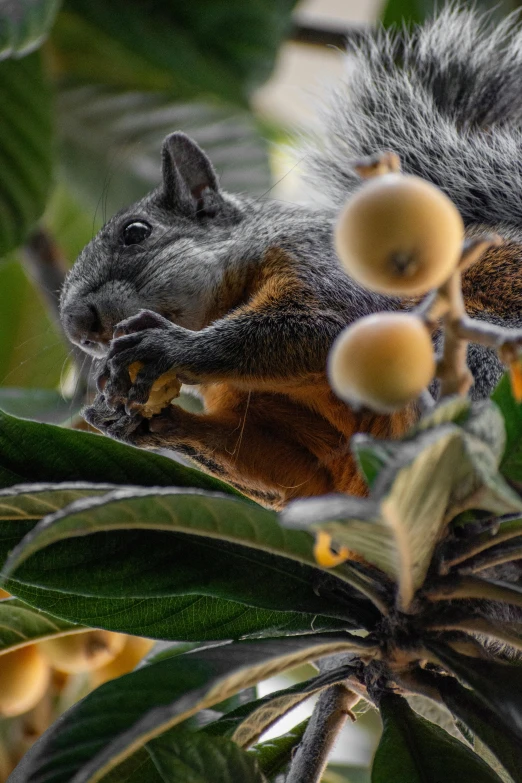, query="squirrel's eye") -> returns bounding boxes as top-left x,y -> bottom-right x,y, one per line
121,221 -> 152,246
